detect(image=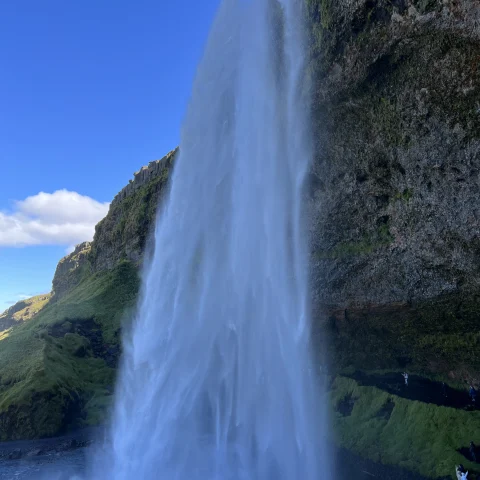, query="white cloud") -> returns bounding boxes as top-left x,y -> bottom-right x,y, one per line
0,190 -> 109,247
